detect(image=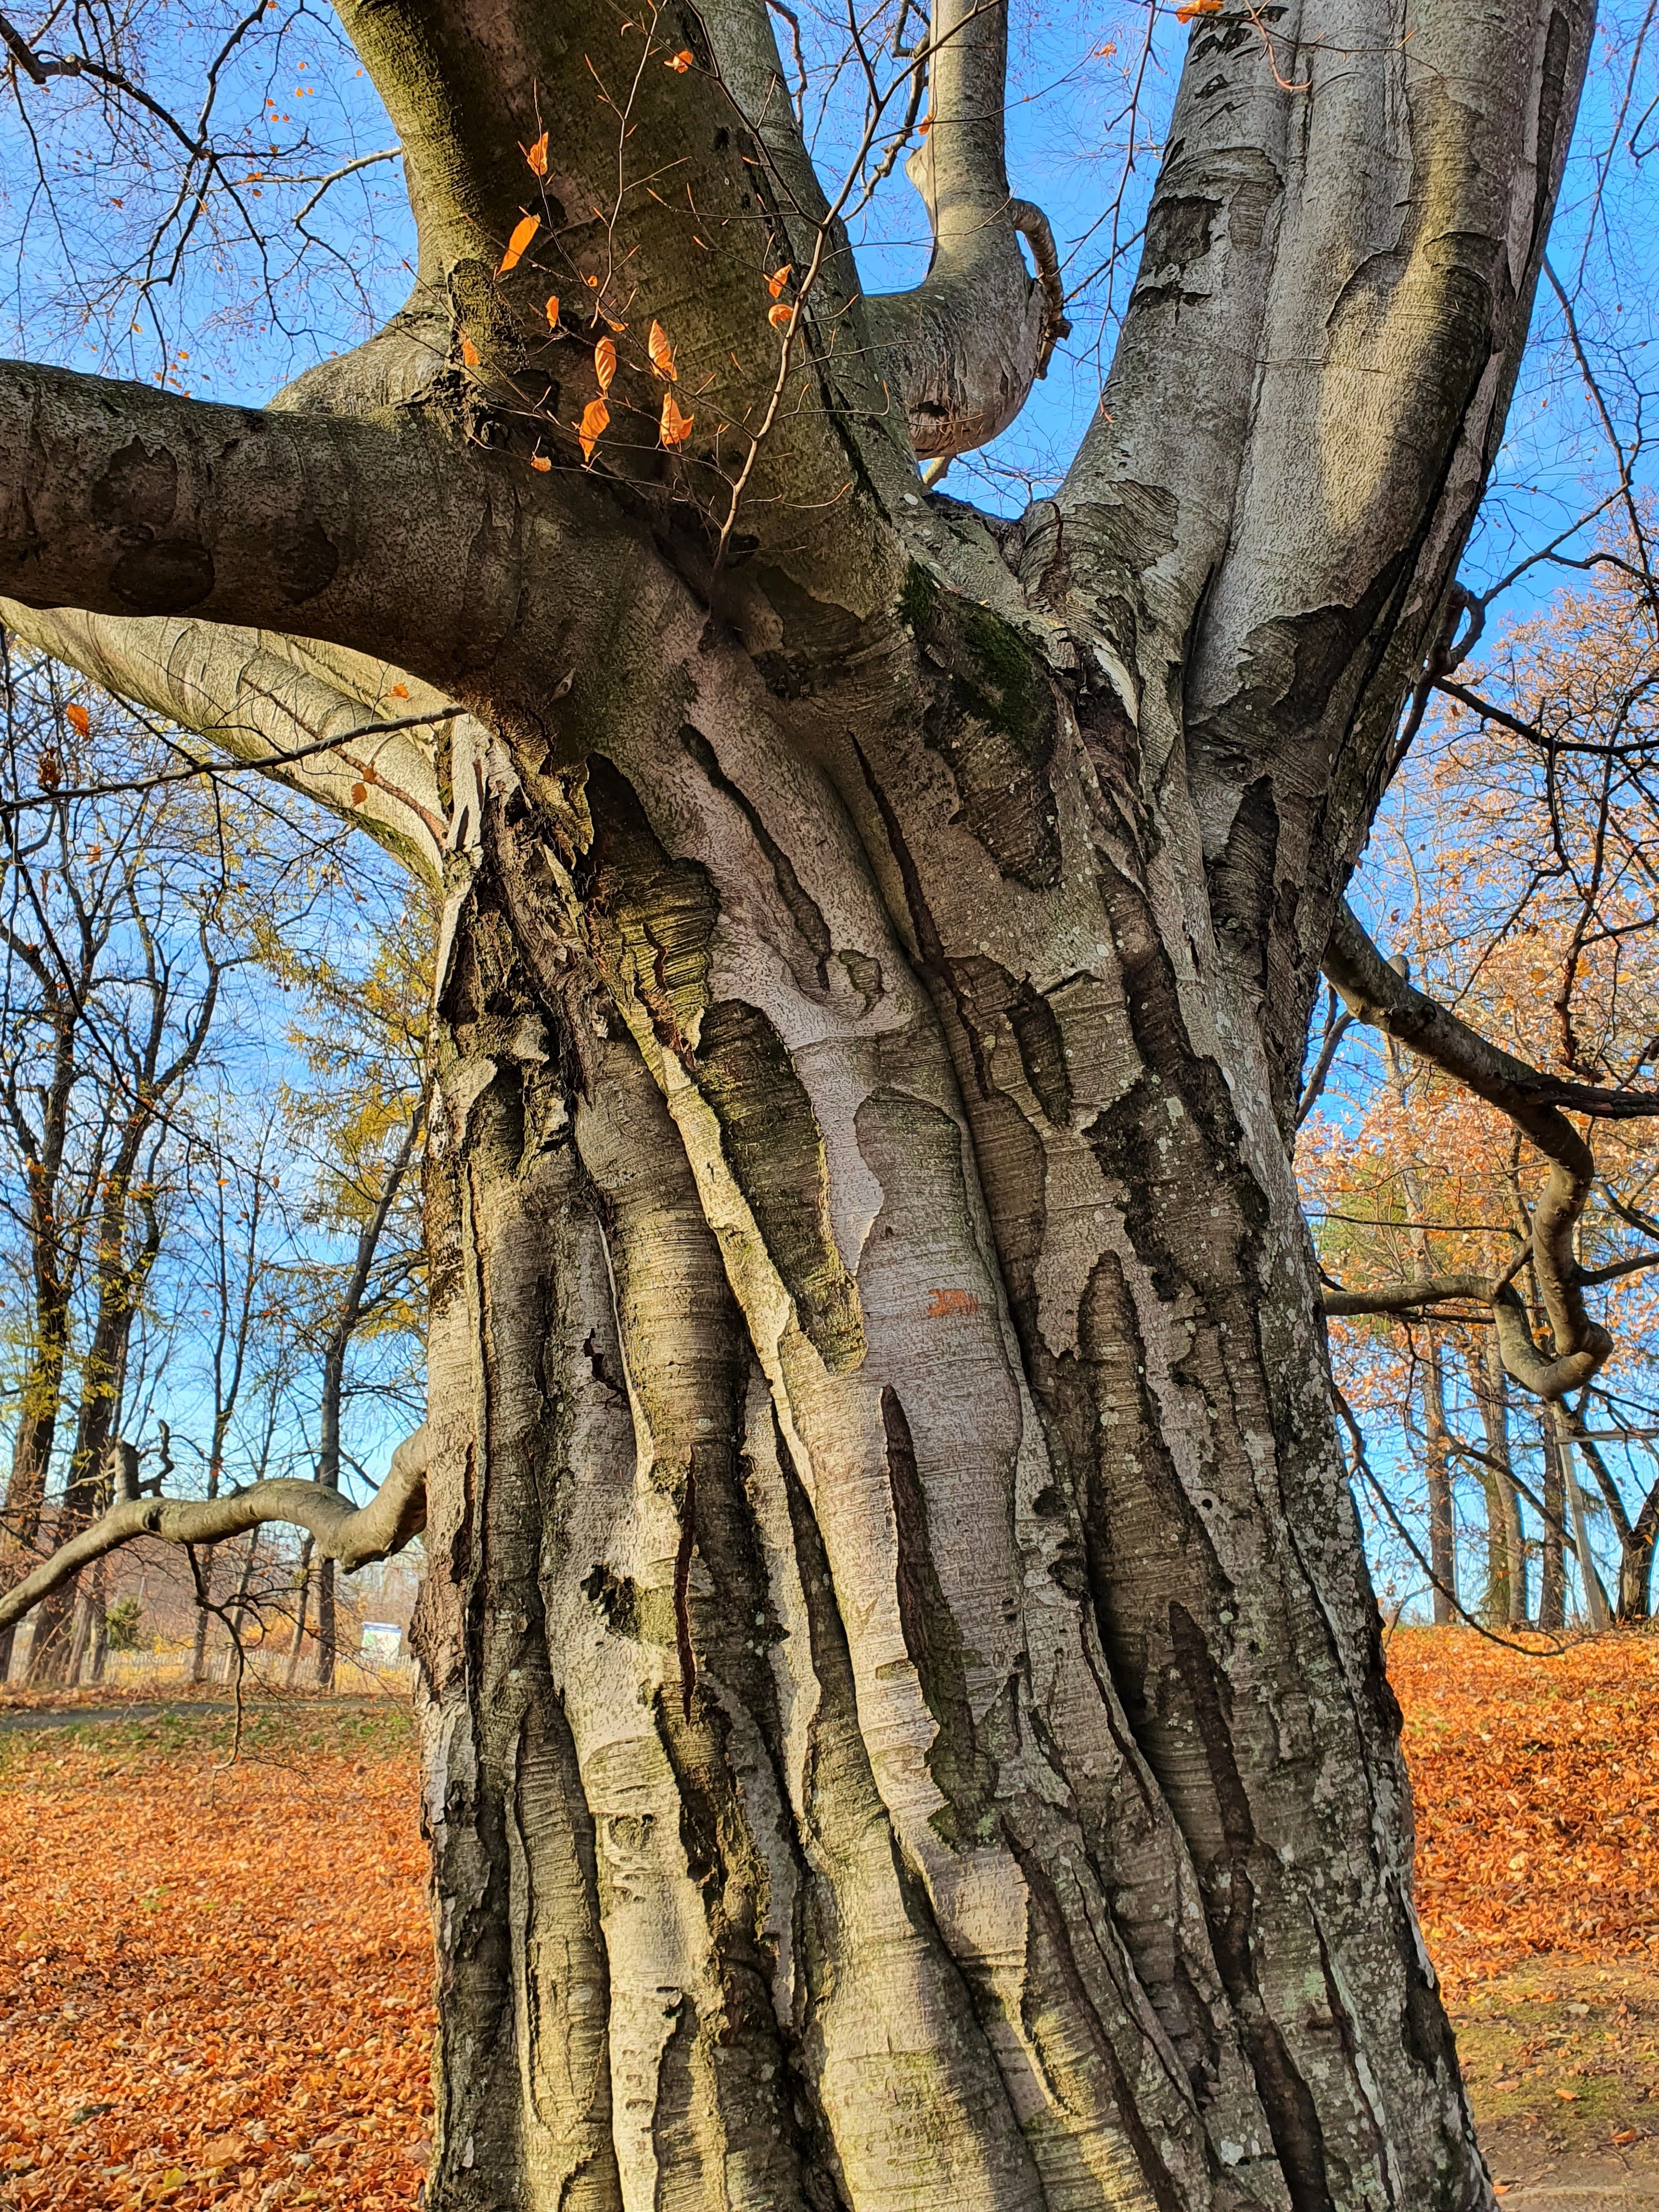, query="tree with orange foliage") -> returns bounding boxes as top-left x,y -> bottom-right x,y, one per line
1301,552 -> 1659,1628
